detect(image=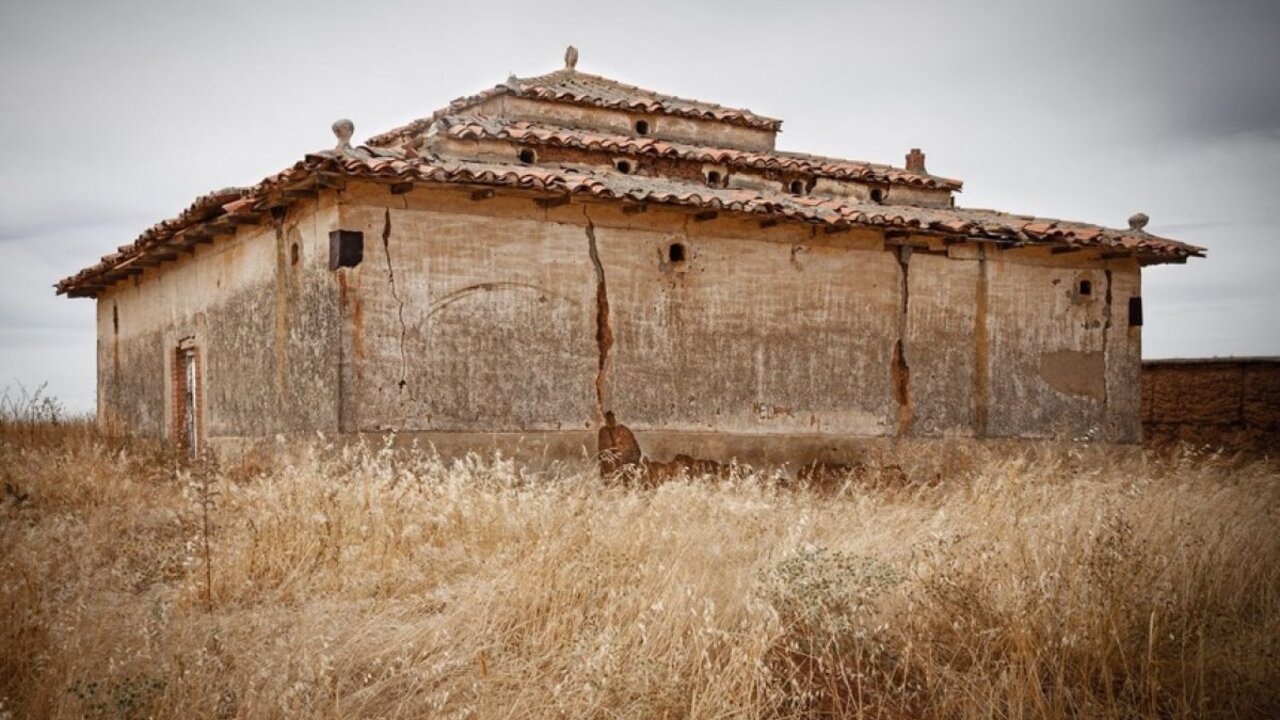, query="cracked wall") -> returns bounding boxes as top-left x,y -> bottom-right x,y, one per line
341,185 -> 597,433
598,223 -> 899,441
336,182 -> 1143,460
585,214 -> 613,420
100,179 -> 1145,460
